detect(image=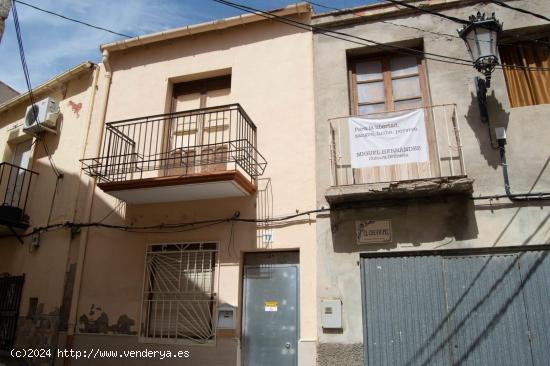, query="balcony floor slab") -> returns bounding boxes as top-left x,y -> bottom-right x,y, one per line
97,170 -> 255,204
325,175 -> 474,205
